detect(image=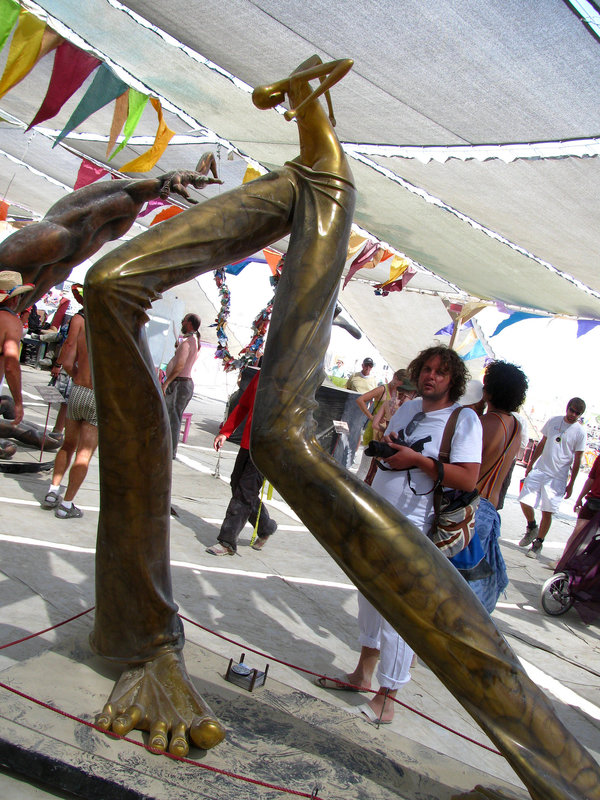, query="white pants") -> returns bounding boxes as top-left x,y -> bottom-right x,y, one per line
357,592 -> 413,690
355,447 -> 372,481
